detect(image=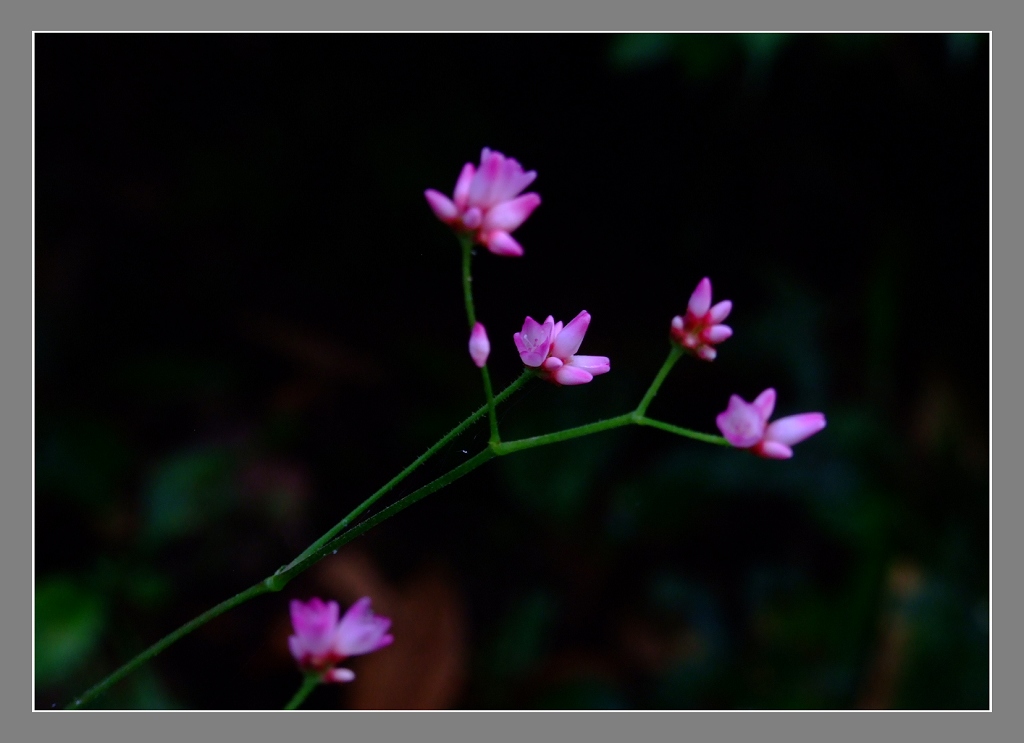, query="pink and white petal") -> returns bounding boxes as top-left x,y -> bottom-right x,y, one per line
469,322 -> 490,368
520,316 -> 552,347
517,346 -> 547,368
452,163 -> 476,210
542,357 -> 564,371
424,190 -> 459,223
687,278 -> 713,317
336,598 -> 393,656
461,207 -> 483,231
325,667 -> 356,684
707,300 -> 733,324
287,635 -> 307,664
716,395 -> 766,448
553,365 -> 594,386
290,598 -> 339,638
489,155 -> 517,202
696,346 -> 717,361
756,441 -> 794,459
506,169 -> 537,200
515,317 -> 554,366
480,193 -> 541,233
764,413 -> 826,446
670,315 -> 685,332
752,388 -> 777,421
703,325 -> 733,344
551,310 -> 591,359
470,150 -> 502,207
568,355 -> 610,375
484,231 -> 525,257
